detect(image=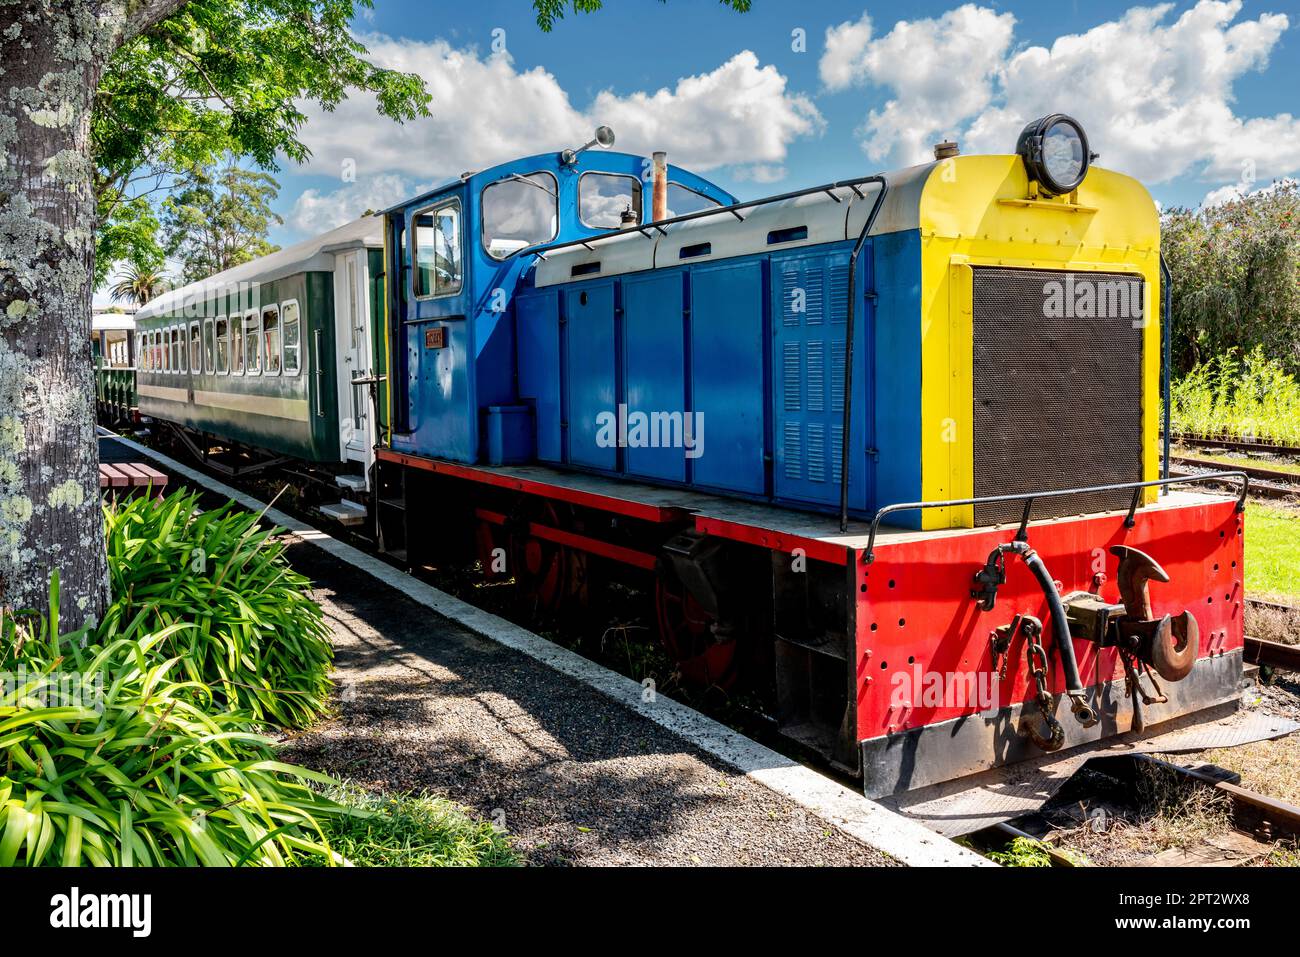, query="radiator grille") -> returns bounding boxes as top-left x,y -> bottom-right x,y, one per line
972,267 -> 1145,525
